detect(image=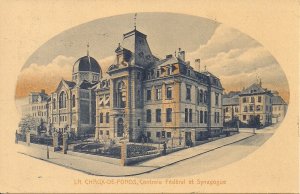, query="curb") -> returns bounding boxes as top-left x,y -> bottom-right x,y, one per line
18,133 -> 256,177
